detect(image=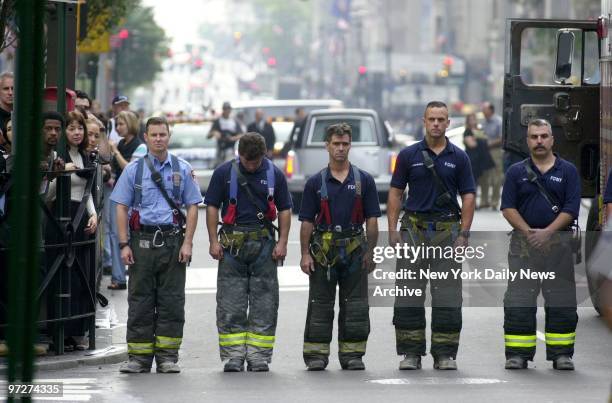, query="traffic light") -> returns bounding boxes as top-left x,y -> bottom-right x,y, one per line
358,65 -> 367,76
118,28 -> 129,40
267,57 -> 277,68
